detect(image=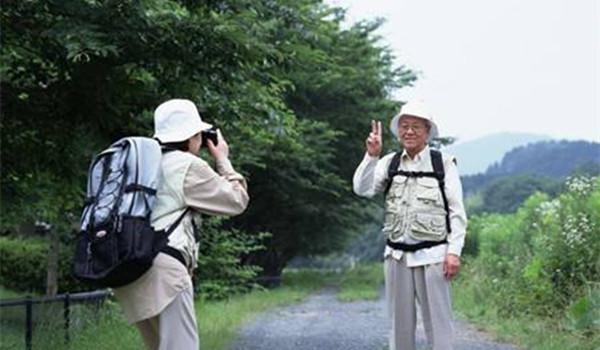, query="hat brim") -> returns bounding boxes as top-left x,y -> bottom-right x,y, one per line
154,121 -> 213,143
389,114 -> 439,142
